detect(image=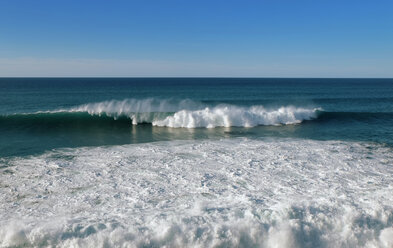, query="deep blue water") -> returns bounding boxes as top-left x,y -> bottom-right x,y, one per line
1,78 -> 393,157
